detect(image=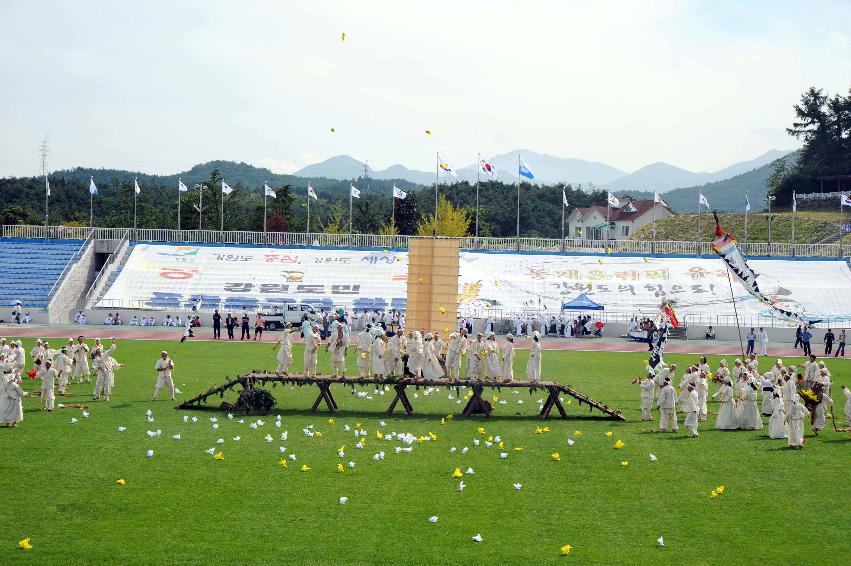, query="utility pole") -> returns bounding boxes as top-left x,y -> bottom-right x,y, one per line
40,139 -> 49,237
